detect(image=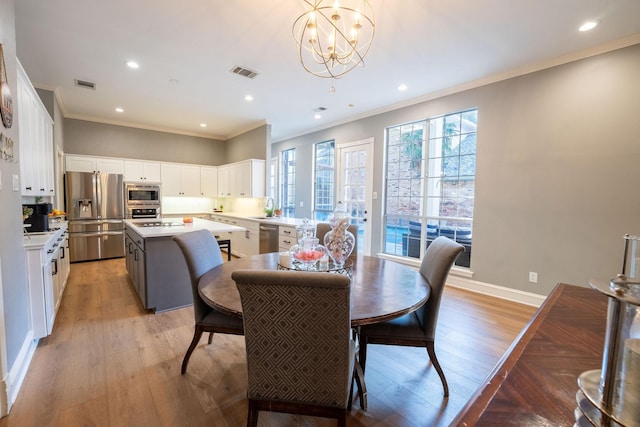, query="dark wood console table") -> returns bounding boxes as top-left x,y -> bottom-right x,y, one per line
452,283 -> 608,426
